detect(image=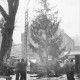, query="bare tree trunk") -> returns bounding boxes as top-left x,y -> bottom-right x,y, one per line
0,26 -> 13,61
0,0 -> 19,75
0,0 -> 19,62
